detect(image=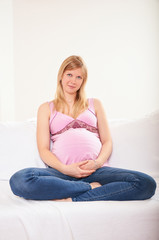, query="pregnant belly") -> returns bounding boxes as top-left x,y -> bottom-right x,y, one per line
51,128 -> 102,165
